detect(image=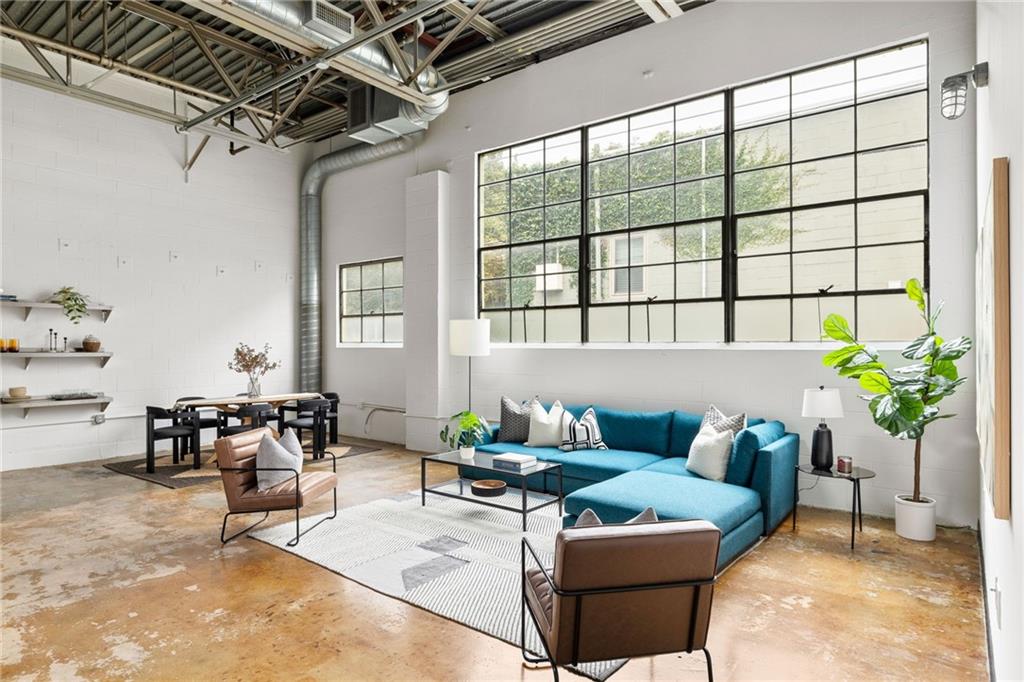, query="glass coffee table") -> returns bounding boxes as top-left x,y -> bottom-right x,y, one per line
420,450 -> 563,531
